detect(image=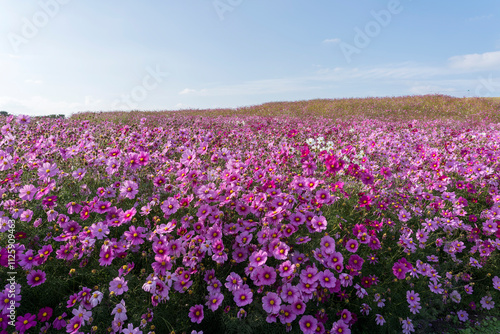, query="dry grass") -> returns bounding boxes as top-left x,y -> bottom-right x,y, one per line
71,94 -> 500,124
